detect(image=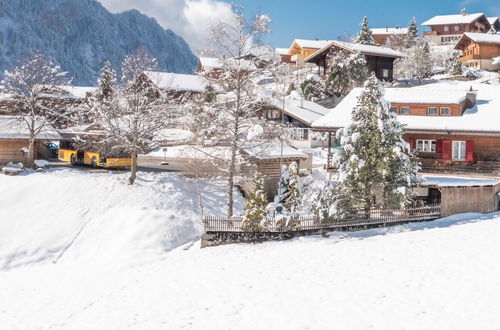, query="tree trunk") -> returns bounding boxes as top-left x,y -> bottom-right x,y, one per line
129,149 -> 138,185
27,135 -> 36,168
